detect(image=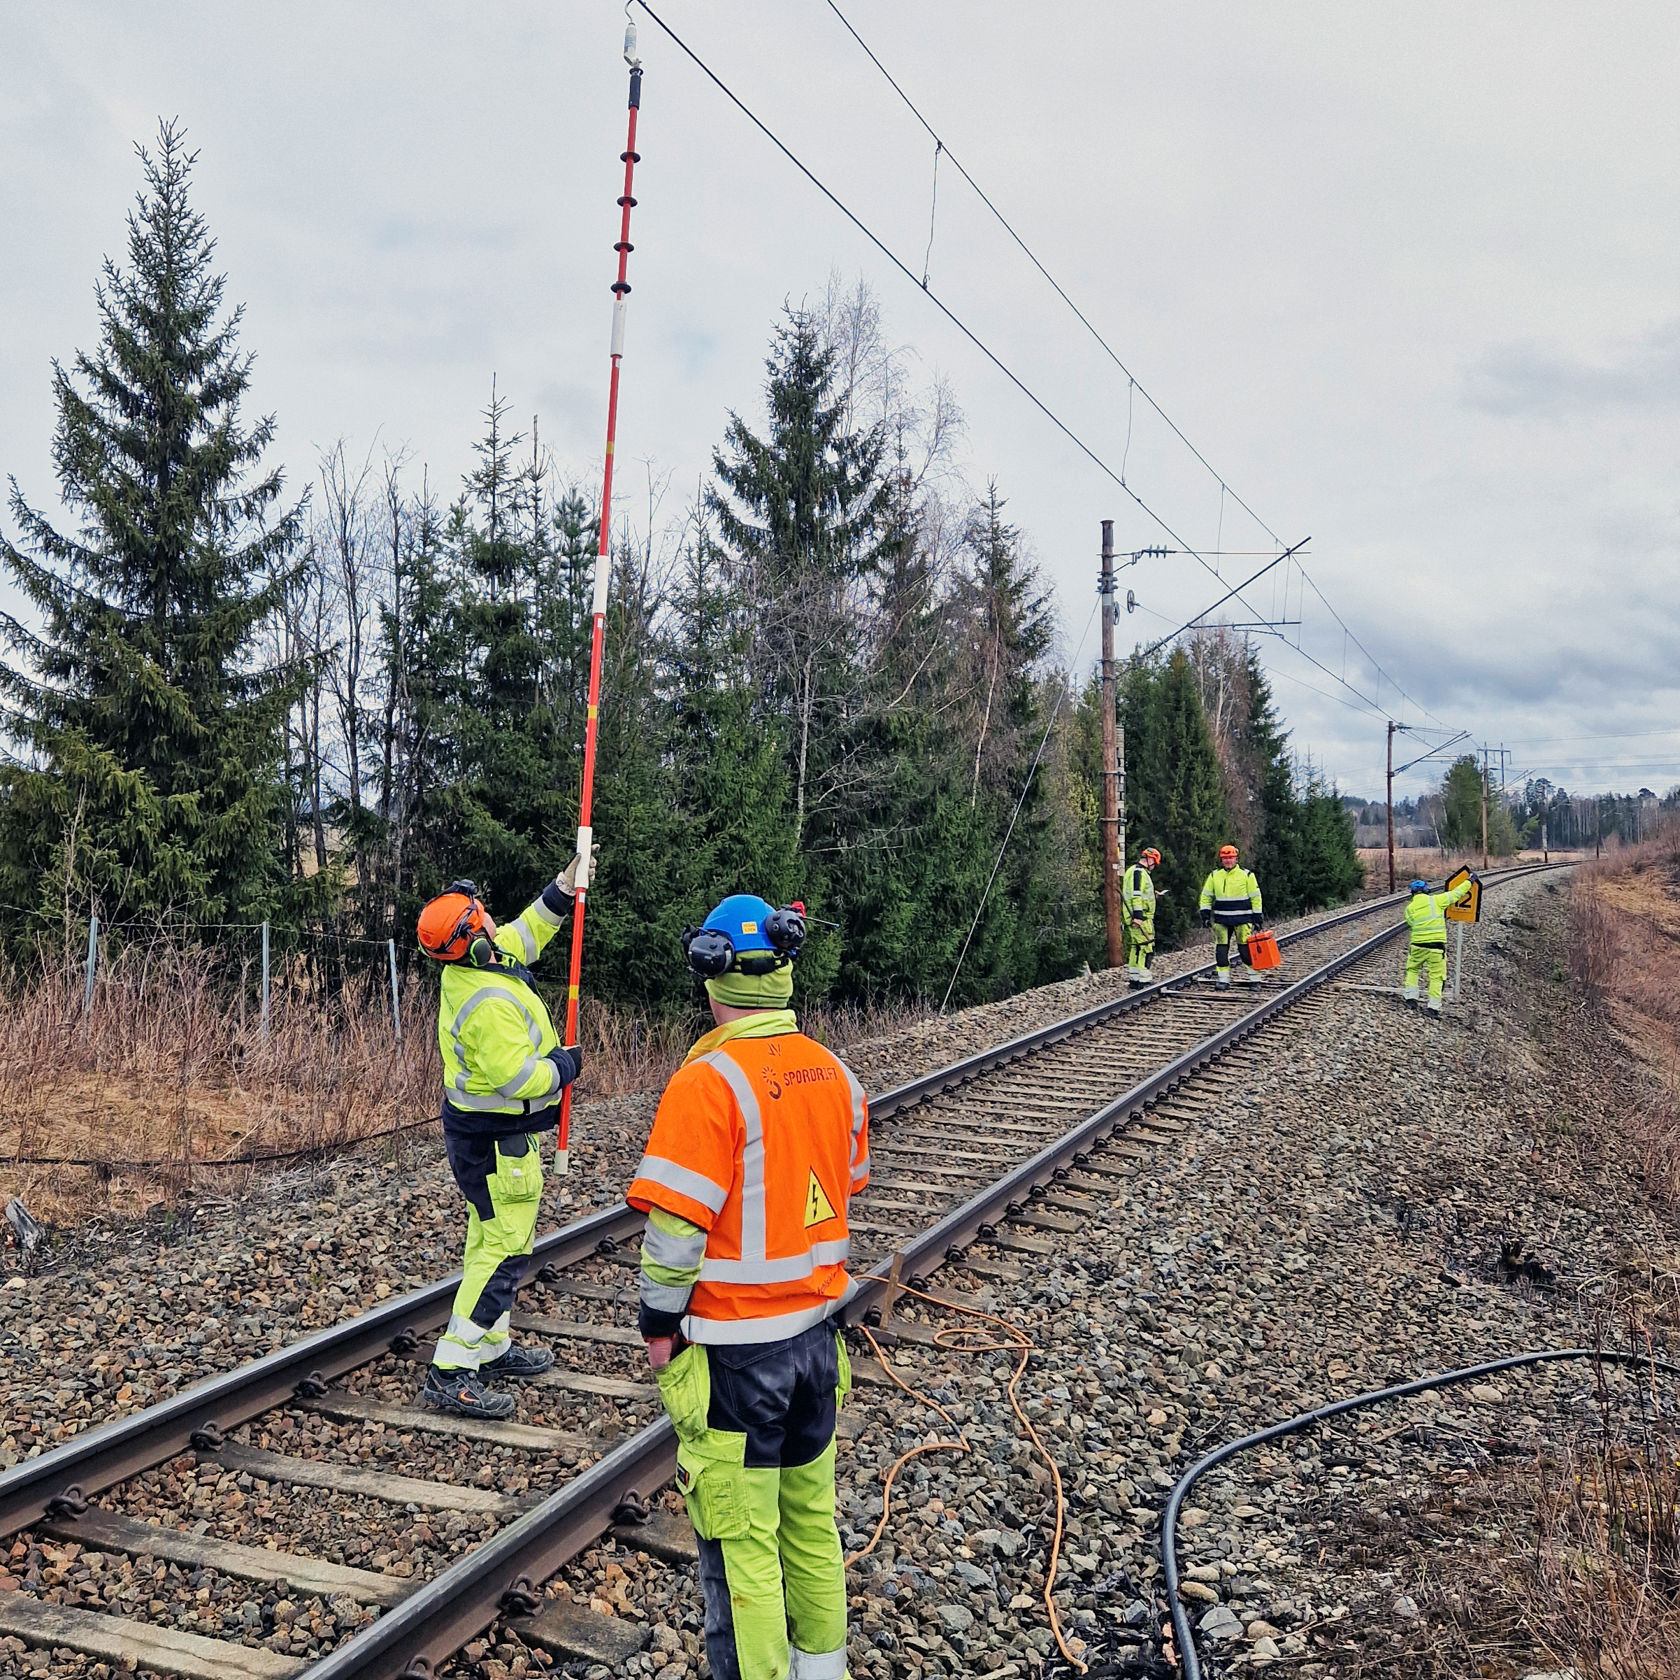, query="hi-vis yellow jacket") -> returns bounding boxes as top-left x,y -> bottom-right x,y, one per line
1405,878 -> 1472,948
1121,863 -> 1156,926
1199,866 -> 1263,929
438,887 -> 570,1132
